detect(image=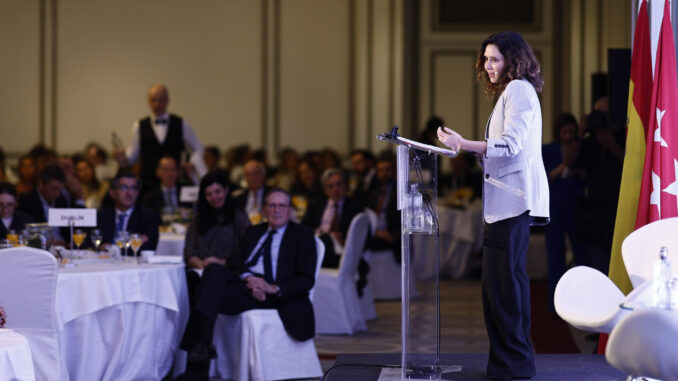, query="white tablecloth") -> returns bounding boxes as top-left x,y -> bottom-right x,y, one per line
412,203 -> 484,279
0,329 -> 36,381
156,233 -> 186,257
56,262 -> 189,381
